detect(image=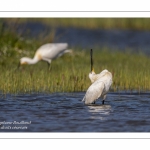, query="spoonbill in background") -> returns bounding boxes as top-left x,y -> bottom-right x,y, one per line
82,49 -> 113,105
19,43 -> 72,70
